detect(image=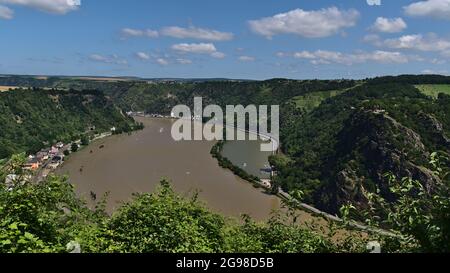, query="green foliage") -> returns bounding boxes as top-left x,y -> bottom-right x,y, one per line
70,143 -> 78,153
107,181 -> 226,253
104,79 -> 358,114
80,135 -> 90,146
275,83 -> 450,214
292,89 -> 346,113
0,155 -> 342,253
0,89 -> 136,159
416,84 -> 450,99
0,154 -> 101,253
345,152 -> 450,252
